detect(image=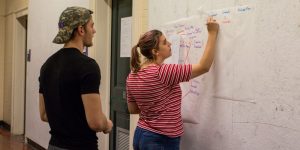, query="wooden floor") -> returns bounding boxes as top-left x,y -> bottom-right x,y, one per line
0,128 -> 36,150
